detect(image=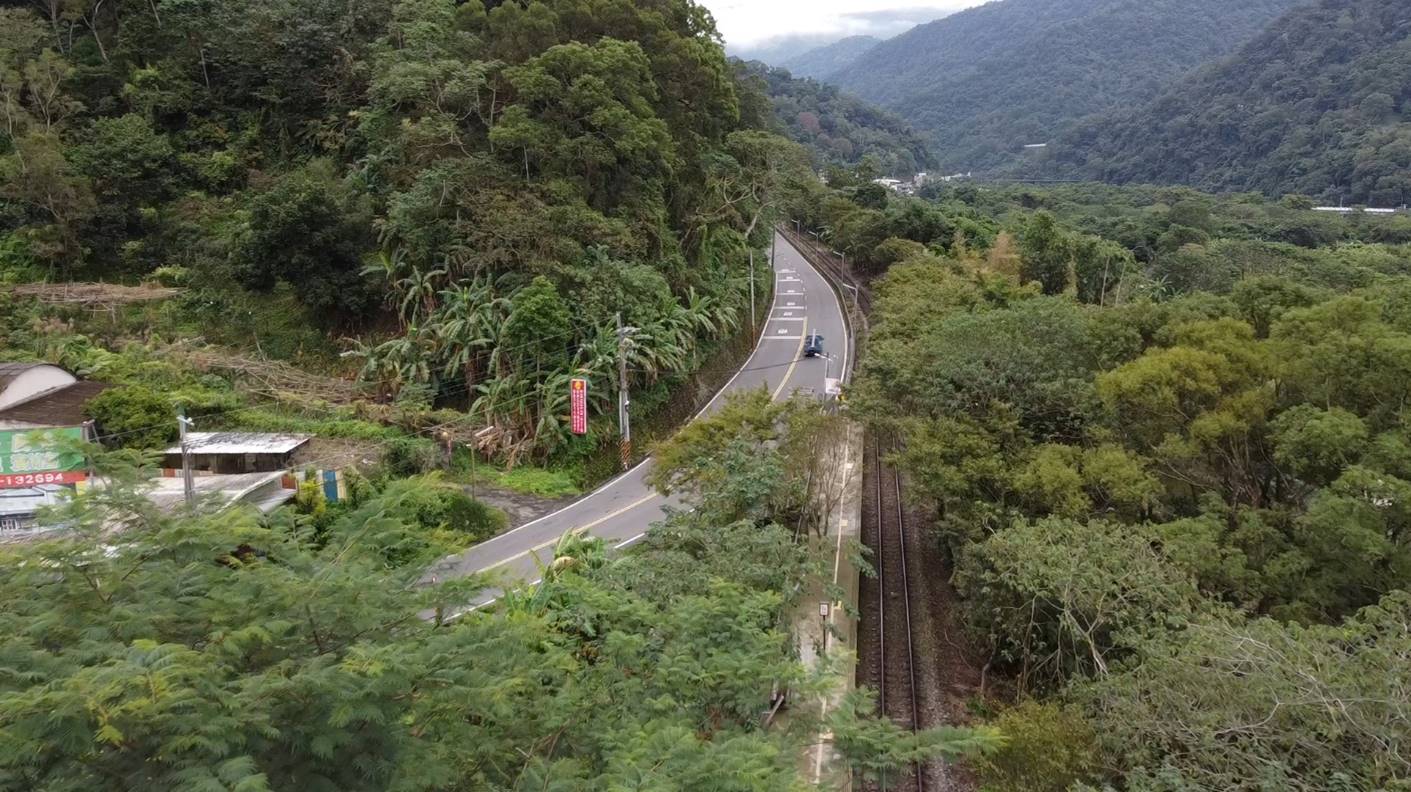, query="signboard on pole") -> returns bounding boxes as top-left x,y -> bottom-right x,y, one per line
569,378 -> 588,435
0,427 -> 85,488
